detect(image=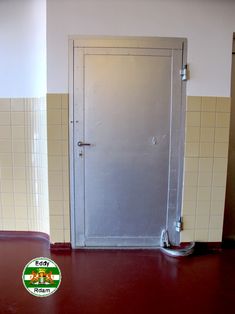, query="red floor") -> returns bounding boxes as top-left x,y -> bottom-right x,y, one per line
0,236 -> 235,314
